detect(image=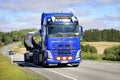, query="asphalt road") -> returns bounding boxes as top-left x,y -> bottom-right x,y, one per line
1,44 -> 120,80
